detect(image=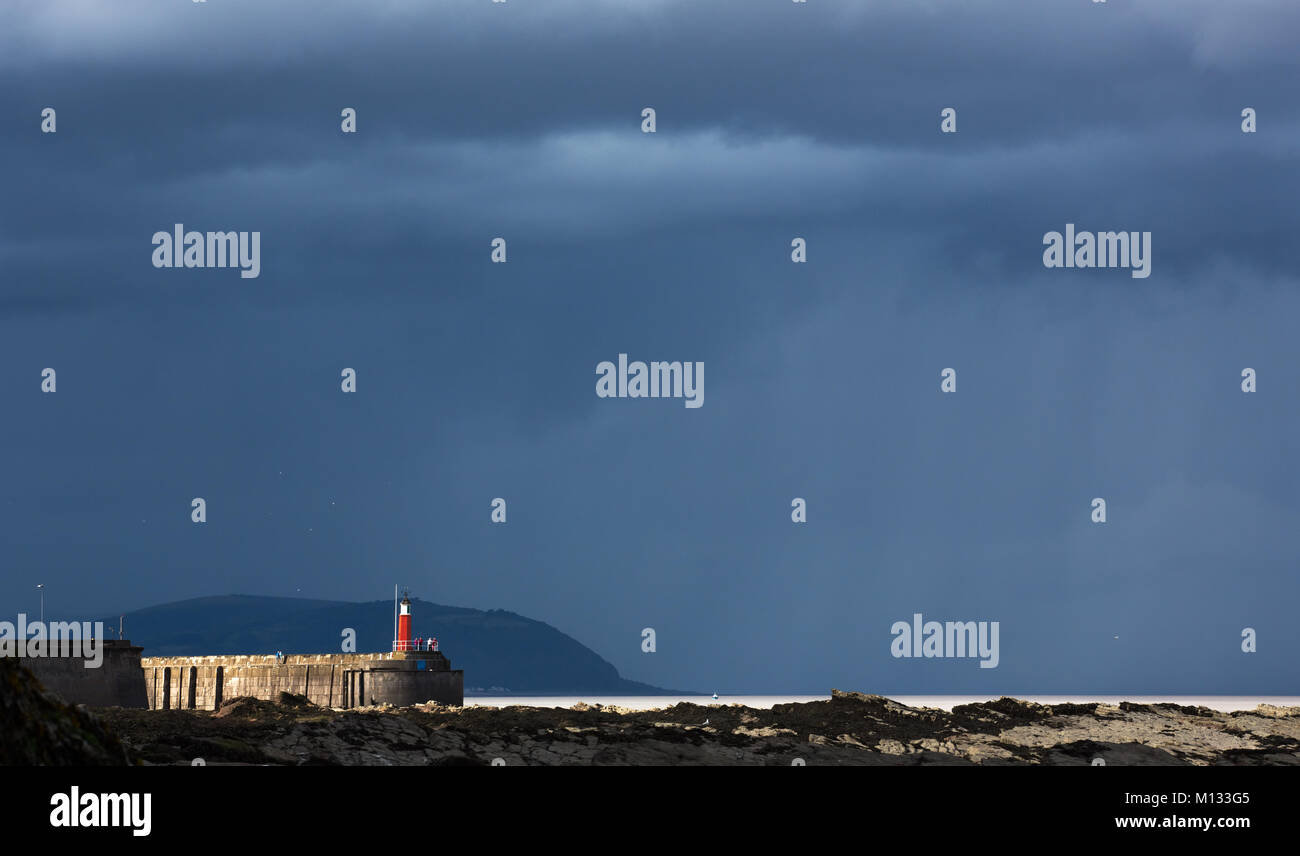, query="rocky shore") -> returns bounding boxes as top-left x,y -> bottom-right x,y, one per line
0,657 -> 132,765
86,689 -> 1300,766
